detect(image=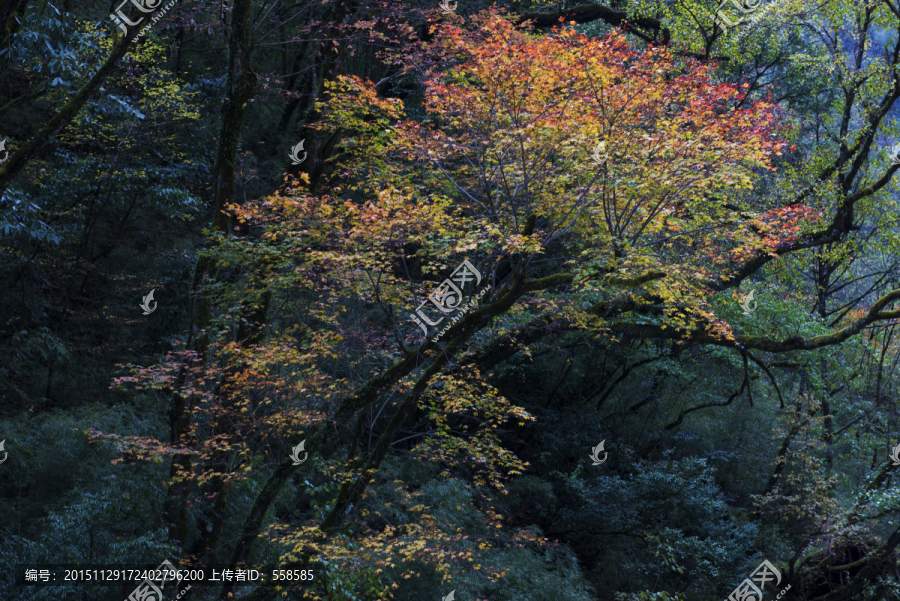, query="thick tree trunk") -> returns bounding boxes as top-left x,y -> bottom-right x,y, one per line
210,0 -> 257,230
164,0 -> 257,550
192,285 -> 271,560
286,0 -> 357,192
164,254 -> 219,548
189,0 -> 362,557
